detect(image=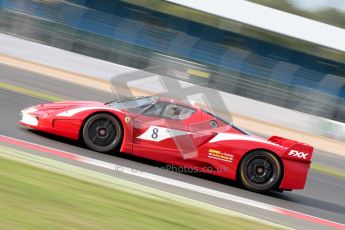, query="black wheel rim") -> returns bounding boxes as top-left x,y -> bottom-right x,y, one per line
87,117 -> 119,148
246,156 -> 275,184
